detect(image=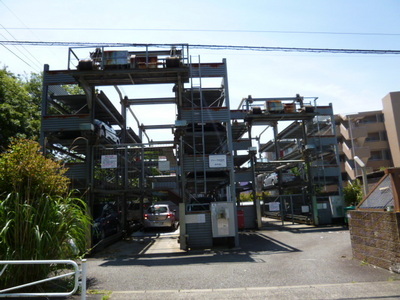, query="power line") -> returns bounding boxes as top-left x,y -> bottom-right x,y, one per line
0,25 -> 42,69
0,0 -> 54,70
1,27 -> 400,37
0,42 -> 34,69
1,41 -> 400,55
190,44 -> 400,55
